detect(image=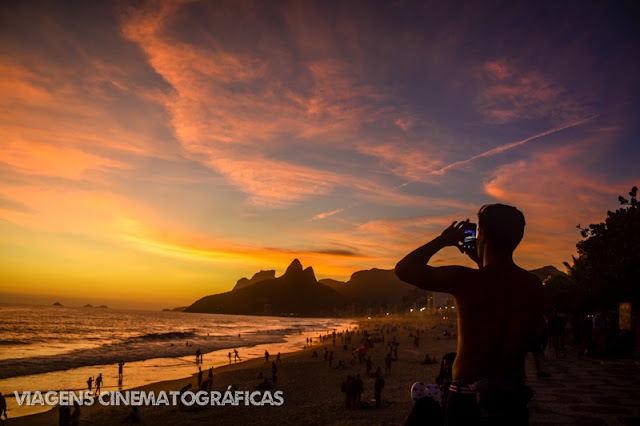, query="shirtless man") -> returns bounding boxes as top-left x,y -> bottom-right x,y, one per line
395,204 -> 543,425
